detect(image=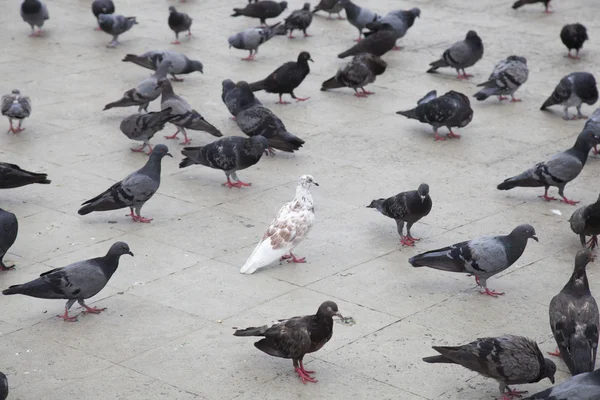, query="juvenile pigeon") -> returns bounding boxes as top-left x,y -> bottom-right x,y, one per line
339,0 -> 380,42
312,0 -> 344,19
423,335 -> 556,398
222,79 -> 262,118
427,31 -> 484,79
168,6 -> 192,45
541,72 -> 598,120
179,136 -> 269,188
409,224 -> 538,297
561,24 -> 588,59
1,89 -> 31,134
321,53 -> 386,97
338,23 -> 397,58
120,108 -> 176,154
228,22 -> 287,61
549,249 -> 598,376
524,369 -> 600,400
98,13 -> 137,48
497,130 -> 600,205
78,145 -> 172,222
249,51 -> 313,104
367,184 -> 432,246
0,162 -> 50,188
91,0 -> 114,30
285,3 -> 312,38
365,8 -> 420,50
123,51 -> 203,82
21,0 -> 49,36
2,242 -> 133,322
231,1 -> 288,25
396,90 -> 473,141
0,209 -> 18,272
474,56 -> 529,102
240,175 -> 318,274
158,79 -> 223,145
234,301 -> 343,383
570,194 -> 600,249
0,372 -> 6,400
512,0 -> 552,13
